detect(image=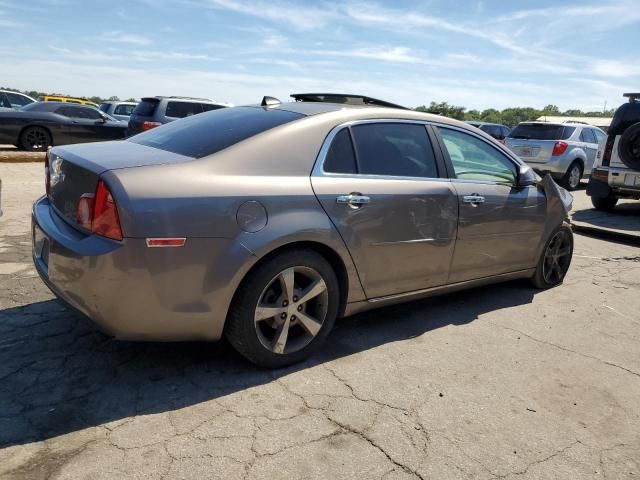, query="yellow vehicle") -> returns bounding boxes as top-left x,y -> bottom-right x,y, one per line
37,95 -> 98,107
